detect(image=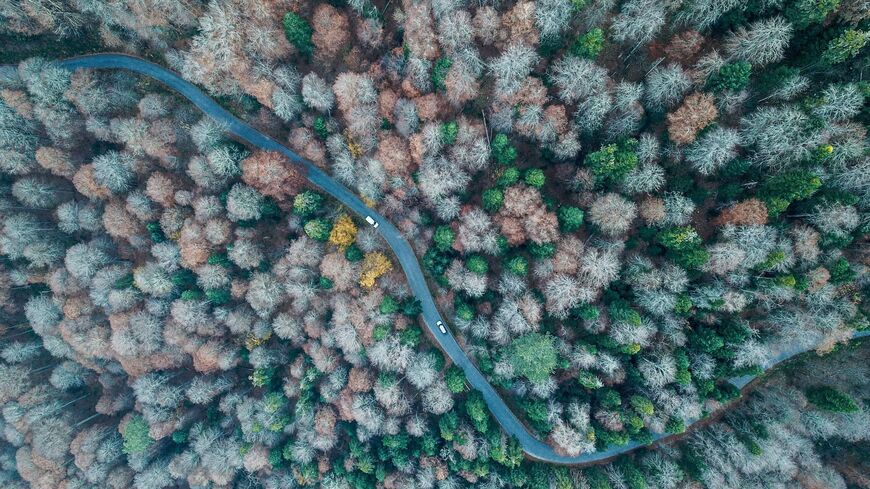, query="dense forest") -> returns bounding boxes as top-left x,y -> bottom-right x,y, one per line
0,0 -> 868,487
